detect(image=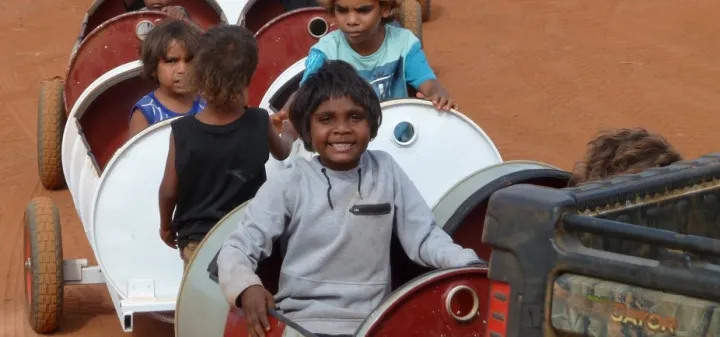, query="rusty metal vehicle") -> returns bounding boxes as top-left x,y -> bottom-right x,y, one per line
484,153 -> 720,336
